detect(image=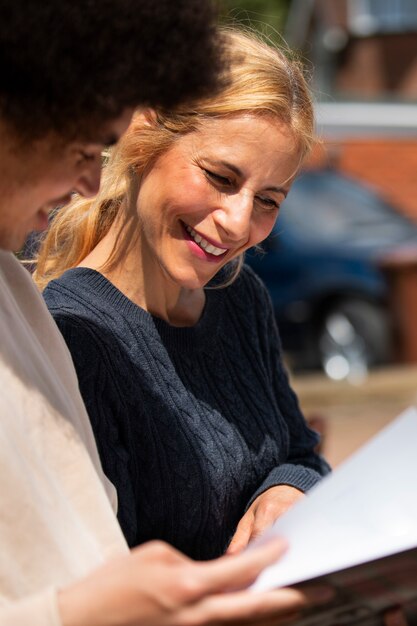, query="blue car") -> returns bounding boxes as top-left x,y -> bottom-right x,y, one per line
246,169 -> 417,380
